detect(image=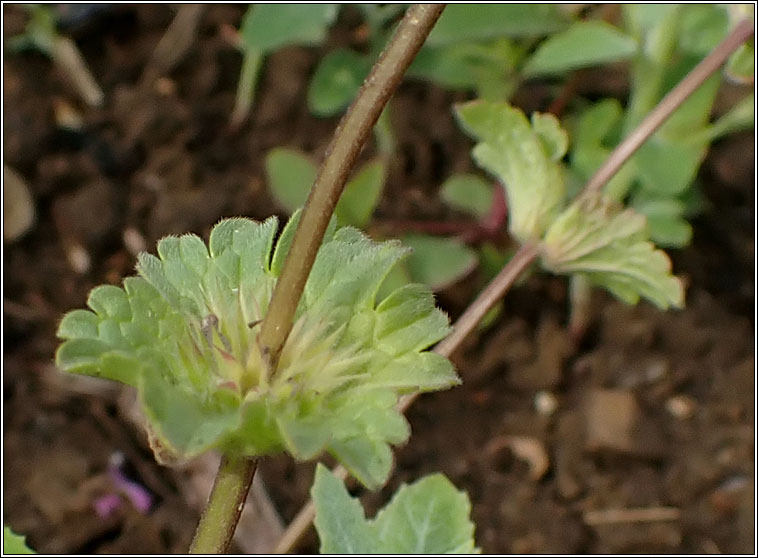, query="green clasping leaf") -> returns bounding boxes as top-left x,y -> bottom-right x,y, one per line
56,215 -> 458,488
541,195 -> 685,309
